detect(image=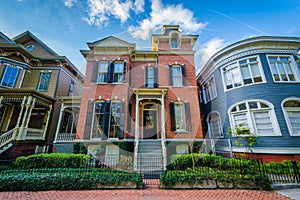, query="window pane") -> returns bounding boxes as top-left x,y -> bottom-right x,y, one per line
233,113 -> 248,127
285,64 -> 295,81
209,113 -> 222,138
175,103 -> 185,130
98,63 -> 108,83
109,102 -> 121,138
278,62 -> 288,81
284,100 -> 300,107
287,111 -> 300,135
231,67 -> 242,87
241,65 -> 252,85
172,66 -> 182,86
270,63 -> 280,81
249,102 -> 258,109
1,65 -> 19,88
253,111 -> 274,135
250,63 -> 262,83
238,103 -> 247,111
224,71 -> 233,89
92,102 -> 105,138
38,73 -> 51,91
114,63 -> 123,73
